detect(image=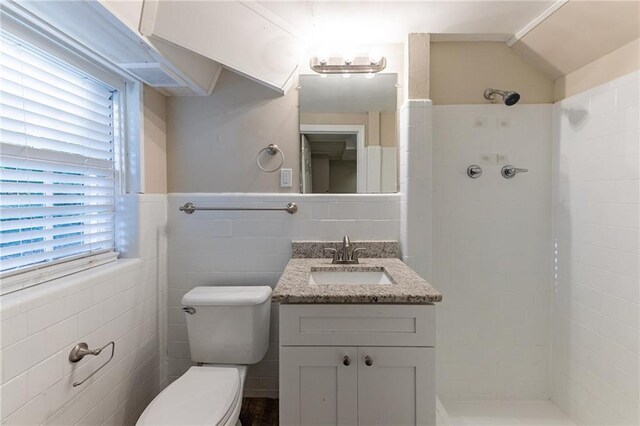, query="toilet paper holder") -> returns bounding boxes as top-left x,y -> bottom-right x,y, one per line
68,341 -> 115,387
